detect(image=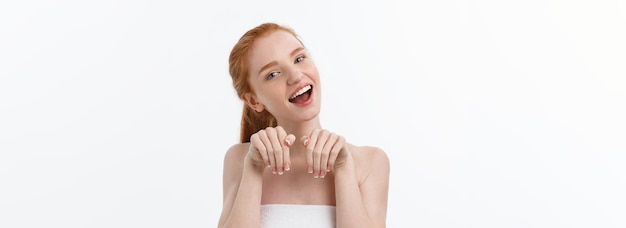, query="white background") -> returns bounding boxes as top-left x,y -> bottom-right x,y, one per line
1,0 -> 625,227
